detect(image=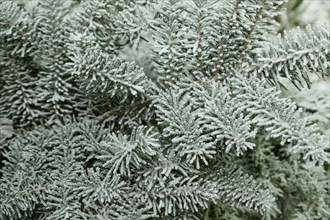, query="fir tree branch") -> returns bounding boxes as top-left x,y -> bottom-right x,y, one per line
213,0 -> 241,78
249,26 -> 330,88
231,75 -> 329,162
